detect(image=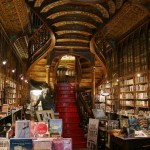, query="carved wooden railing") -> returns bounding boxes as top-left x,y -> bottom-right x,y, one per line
93,34 -> 107,66
76,89 -> 93,127
28,24 -> 51,67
